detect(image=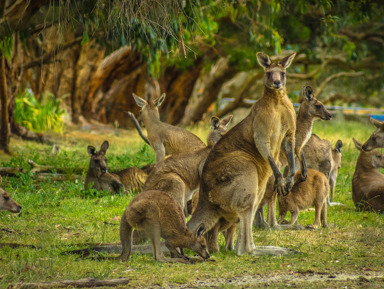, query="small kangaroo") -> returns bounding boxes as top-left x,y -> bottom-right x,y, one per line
85,141 -> 153,194
132,93 -> 205,162
119,190 -> 210,263
143,115 -> 232,216
352,138 -> 384,212
329,140 -> 343,204
255,85 -> 332,229
188,52 -> 297,256
0,175 -> 22,213
277,168 -> 329,228
362,117 -> 384,151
